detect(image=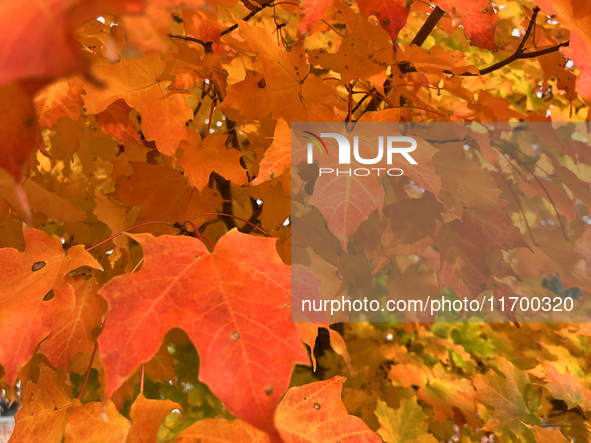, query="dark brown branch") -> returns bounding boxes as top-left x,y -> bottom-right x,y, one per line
169,1 -> 272,51
397,7 -> 446,74
480,42 -> 569,74
411,6 -> 446,47
517,7 -> 540,53
350,91 -> 373,115
360,7 -> 446,116
398,41 -> 570,75
399,7 -> 568,77
212,173 -> 237,230
169,34 -> 213,53
220,3 -> 272,37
